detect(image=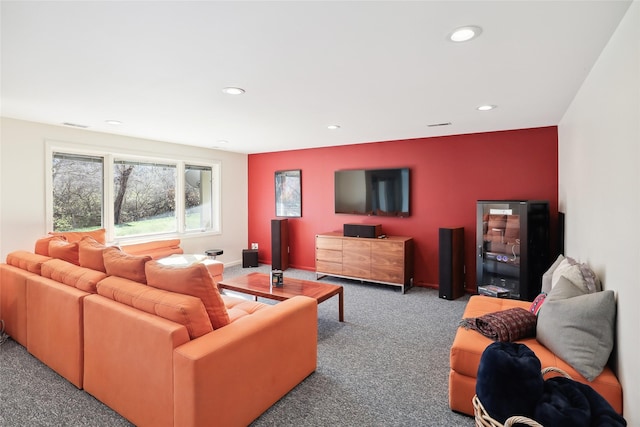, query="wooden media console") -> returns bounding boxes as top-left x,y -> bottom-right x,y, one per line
315,232 -> 414,292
